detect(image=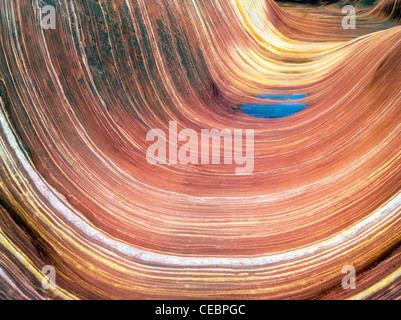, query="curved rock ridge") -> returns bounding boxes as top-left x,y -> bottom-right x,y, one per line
369,0 -> 401,21
0,0 -> 401,299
